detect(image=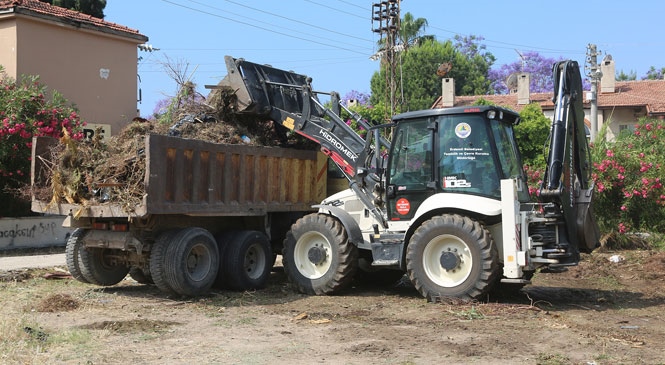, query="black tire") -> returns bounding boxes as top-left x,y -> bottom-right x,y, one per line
220,230 -> 272,291
150,230 -> 179,294
406,214 -> 499,301
163,227 -> 219,296
212,231 -> 235,289
128,266 -> 153,285
78,246 -> 130,286
65,228 -> 90,284
282,213 -> 358,295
